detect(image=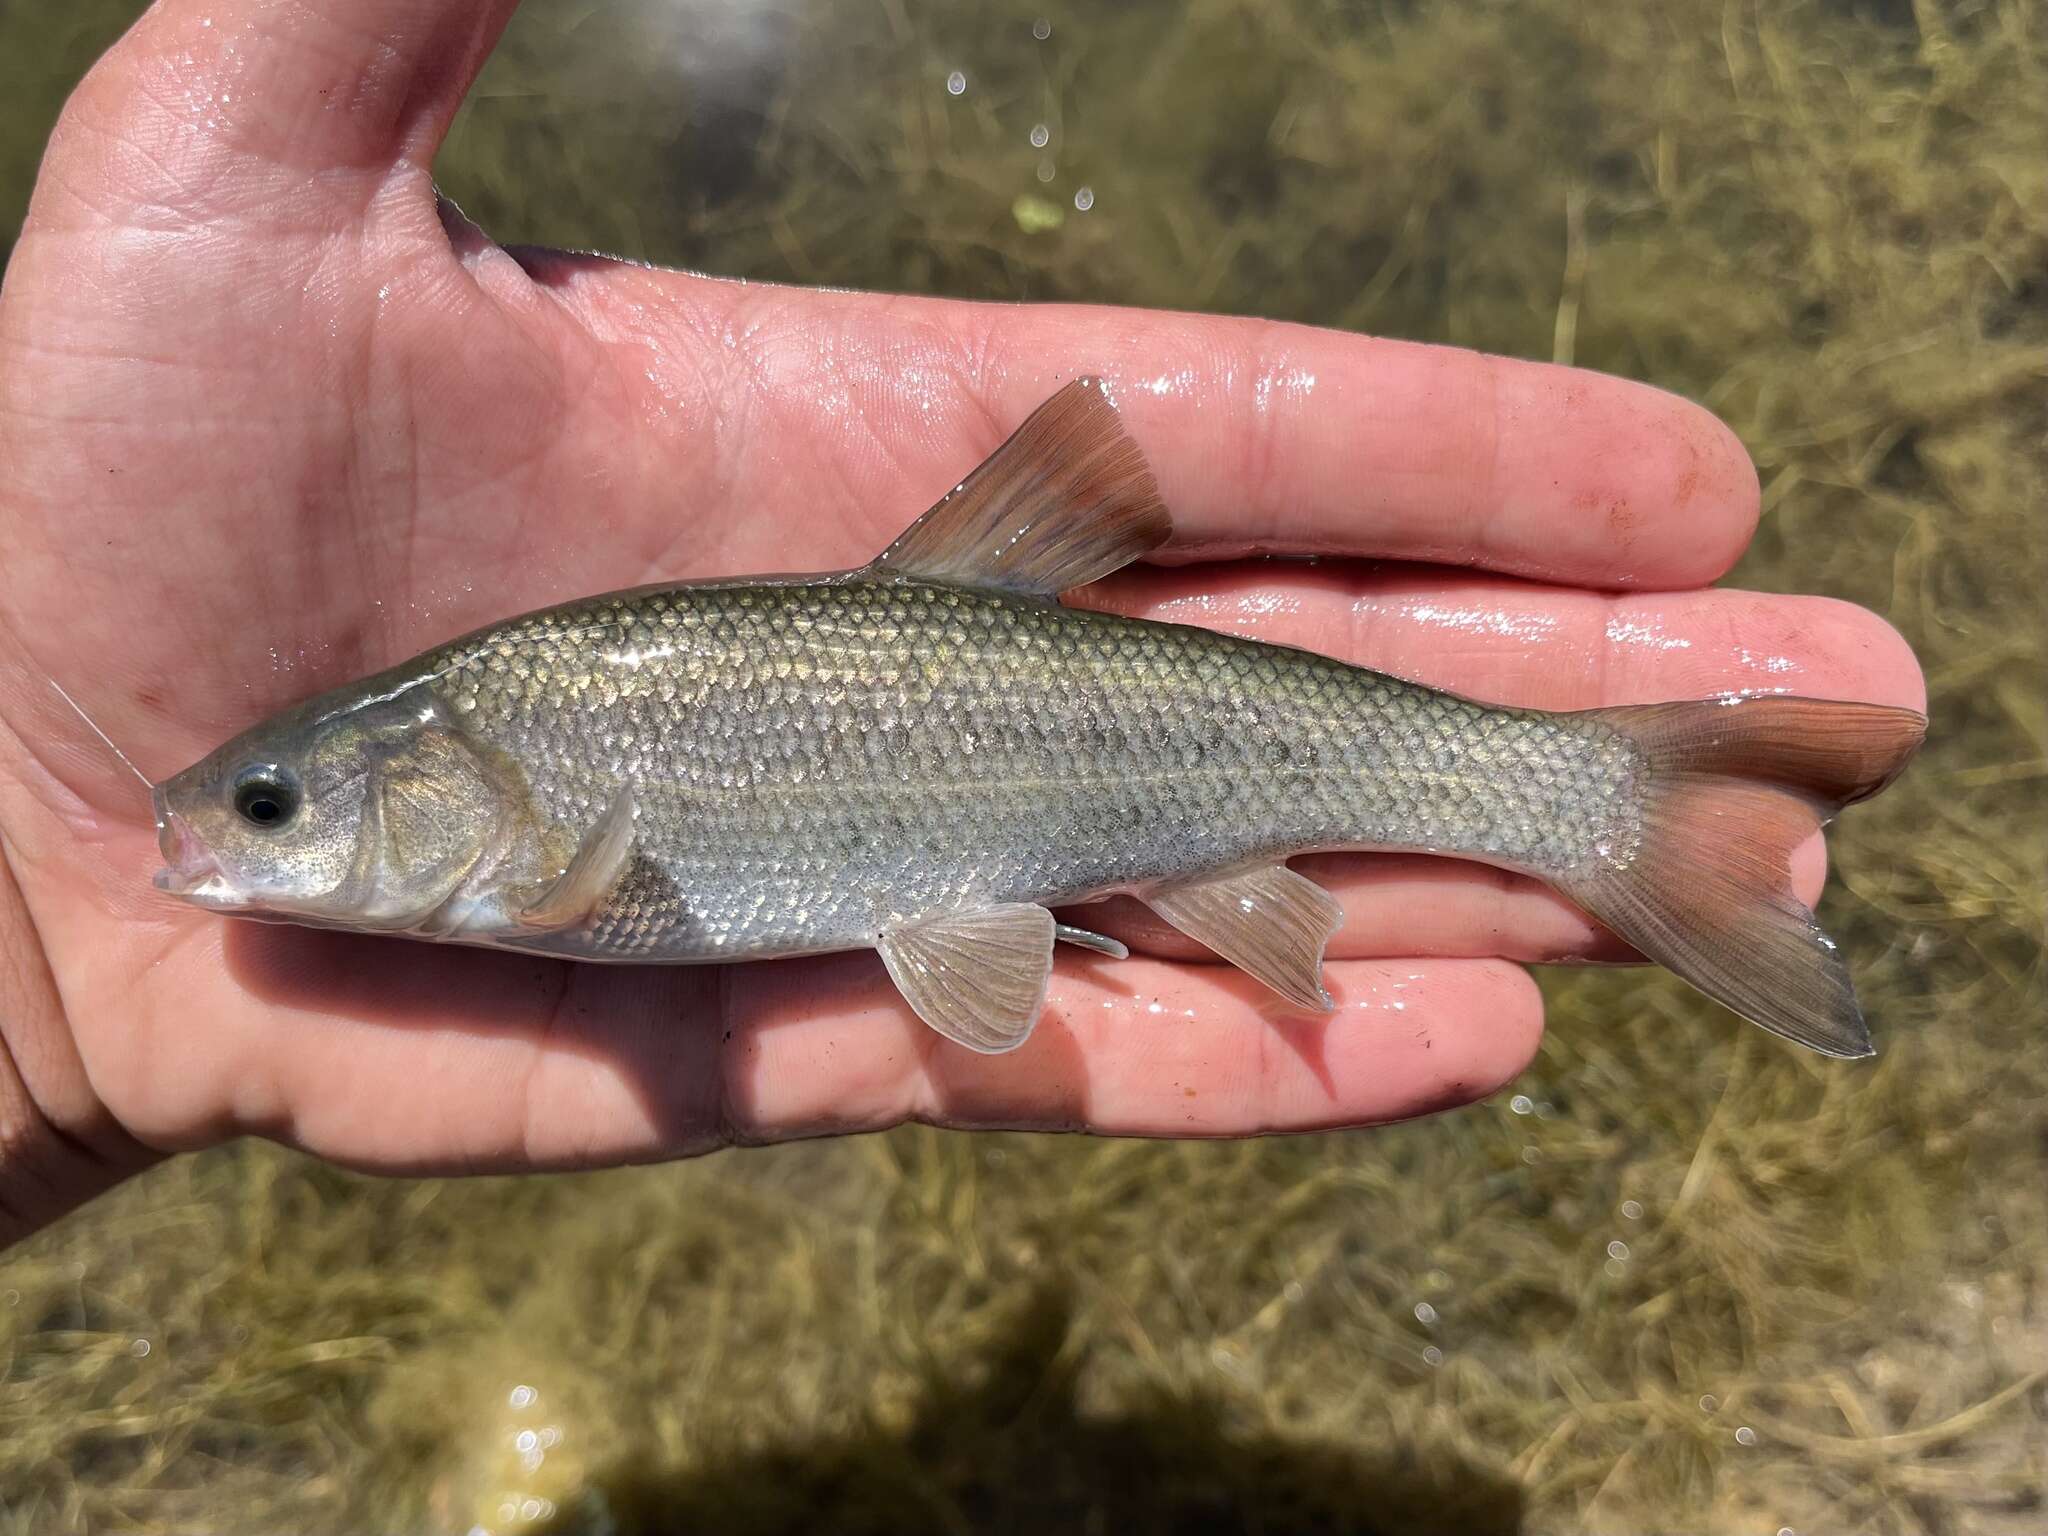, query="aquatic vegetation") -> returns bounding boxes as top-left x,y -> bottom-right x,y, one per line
2,0 -> 2041,1531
